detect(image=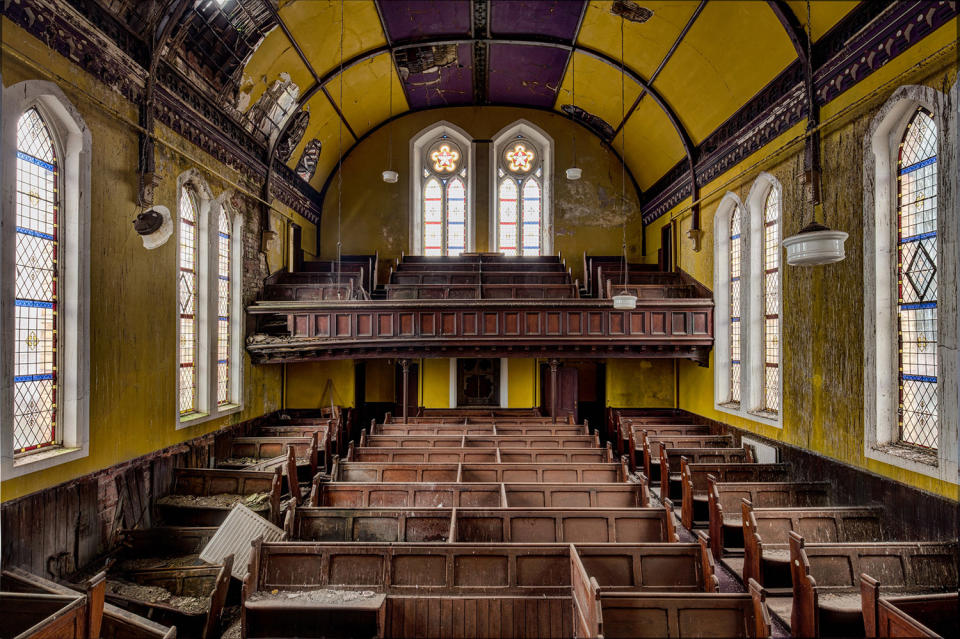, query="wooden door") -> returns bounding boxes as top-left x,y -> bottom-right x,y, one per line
457,358 -> 500,406
394,362 -> 419,417
540,363 -> 578,421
